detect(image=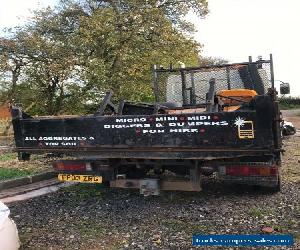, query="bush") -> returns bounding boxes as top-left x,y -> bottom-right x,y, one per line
279,97 -> 300,110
